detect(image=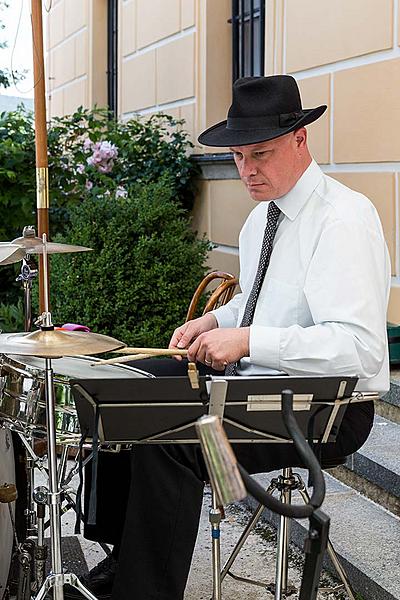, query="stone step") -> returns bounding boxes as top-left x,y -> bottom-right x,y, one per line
247,470 -> 400,600
343,415 -> 400,507
380,371 -> 400,423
